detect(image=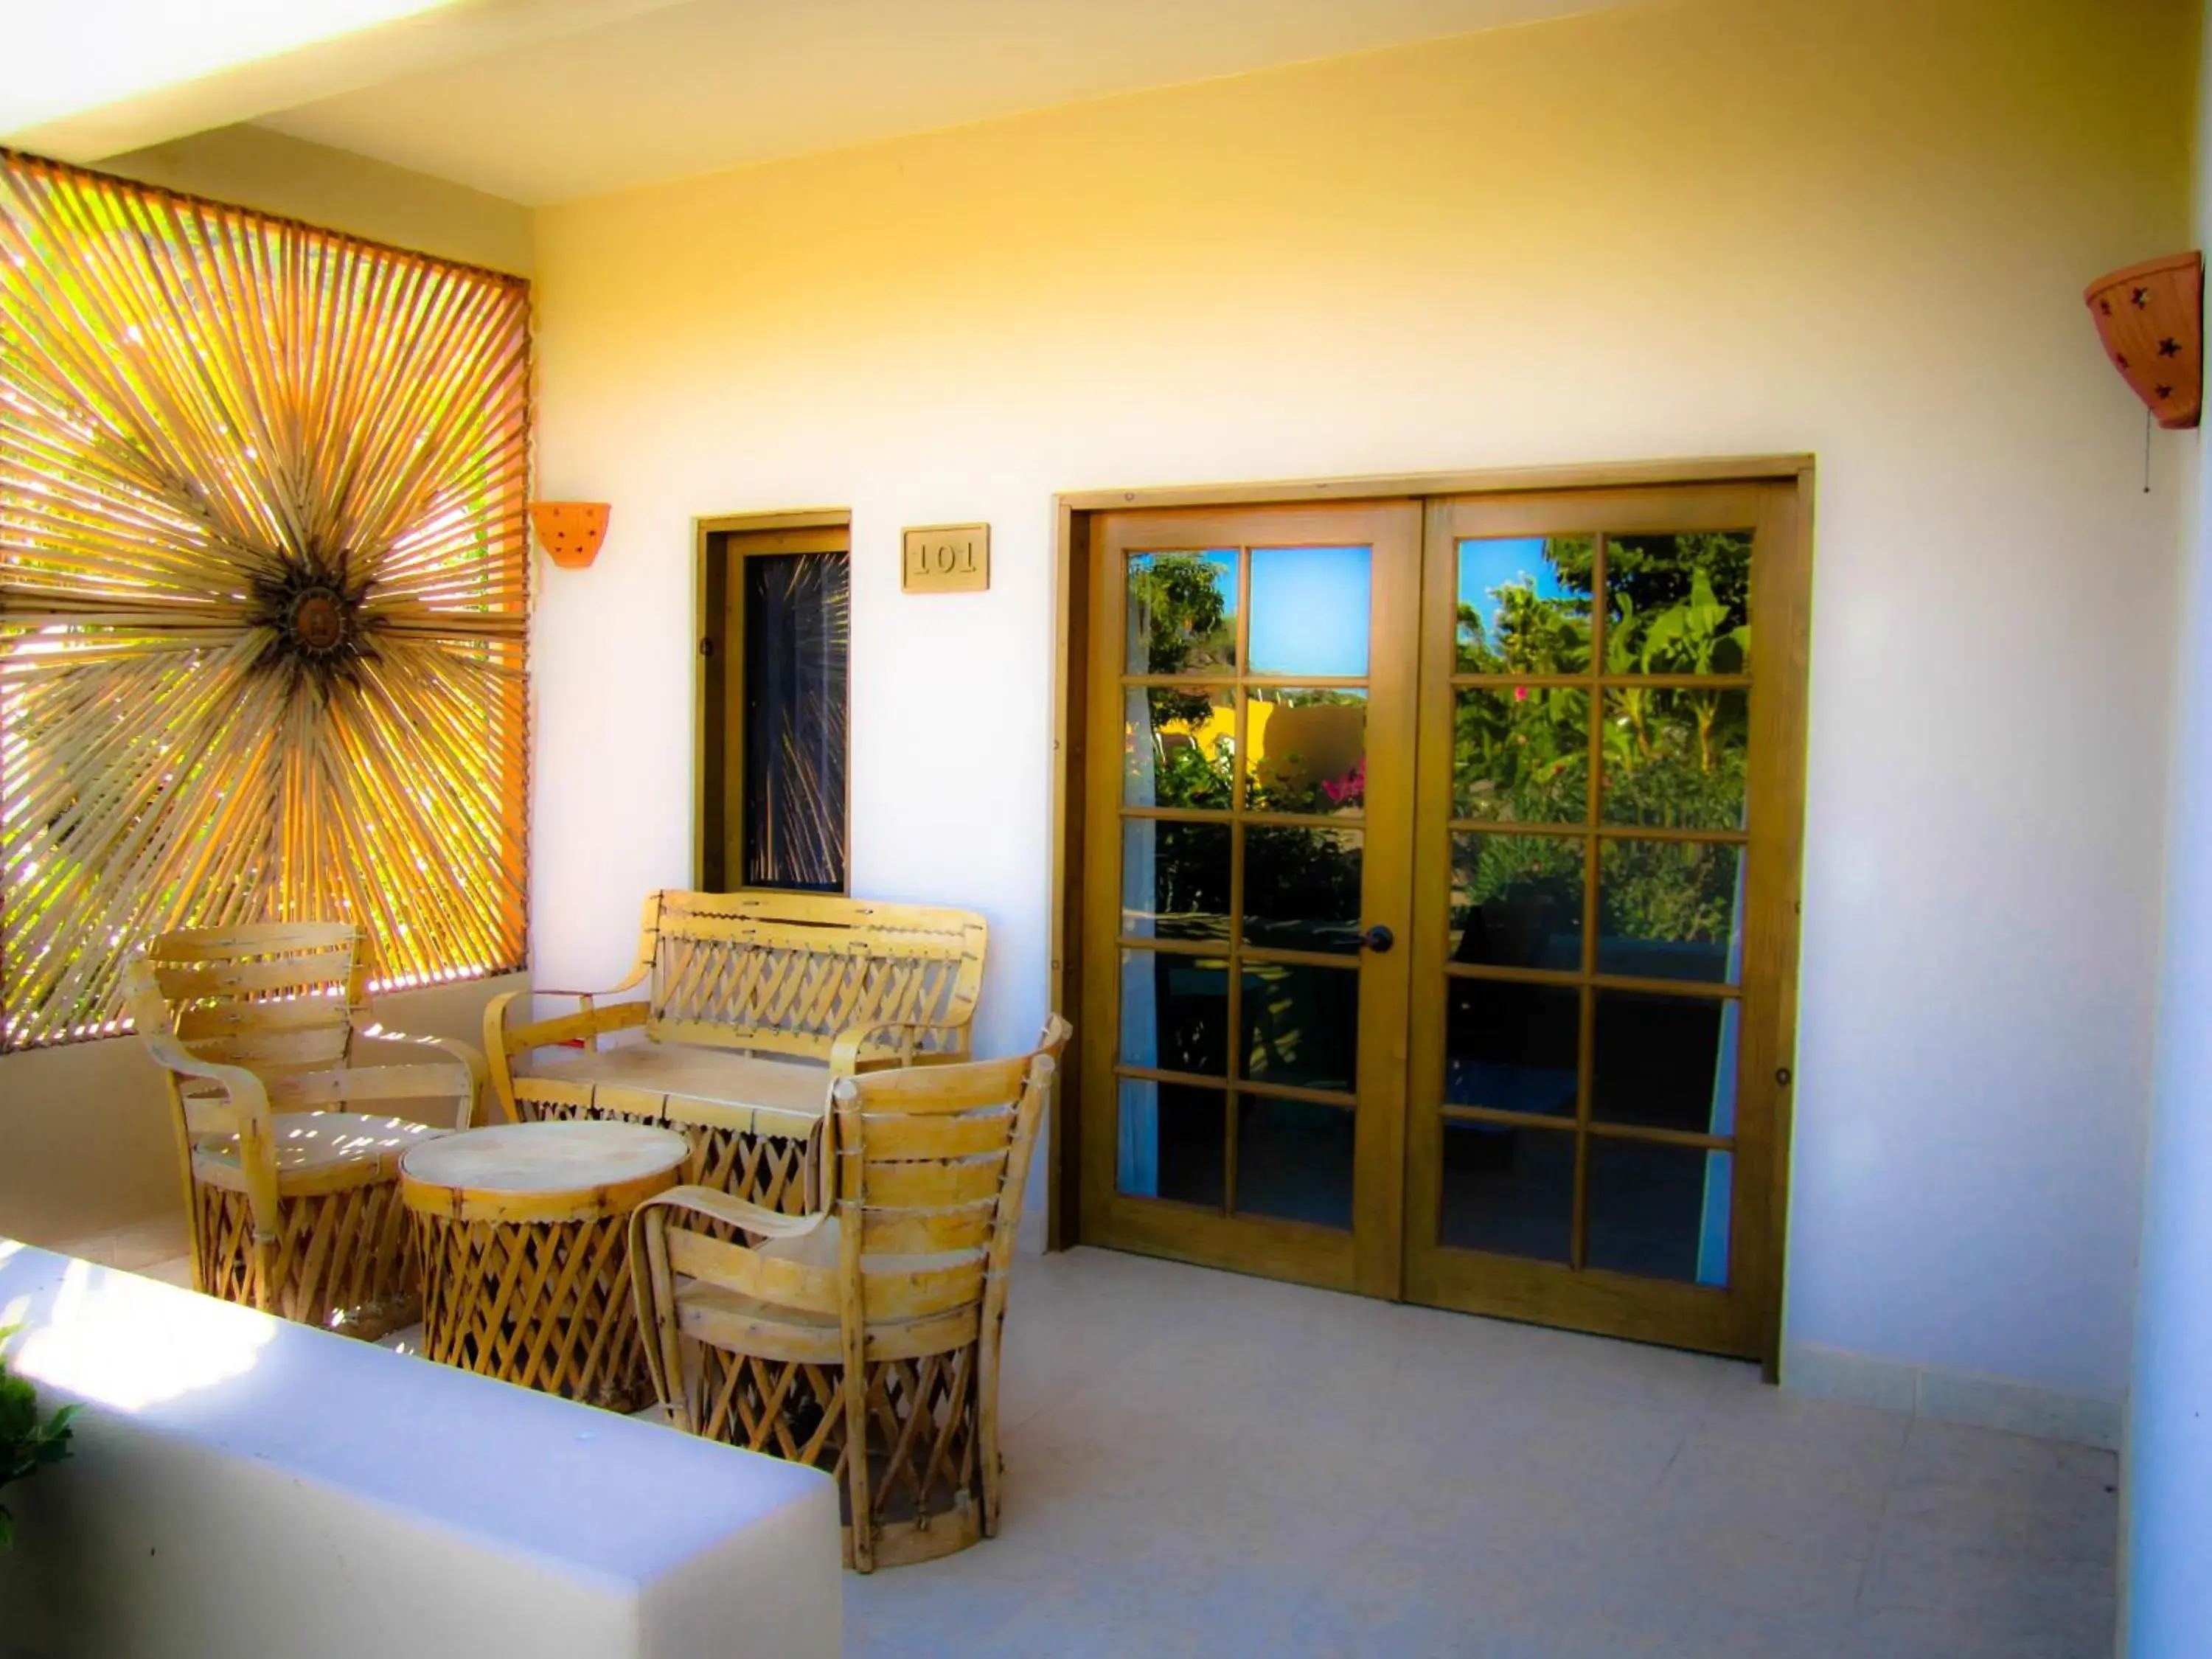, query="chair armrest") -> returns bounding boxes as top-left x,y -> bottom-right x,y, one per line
487,995 -> 650,1056
137,1029 -> 273,1133
532,954 -> 652,1006
481,991 -> 650,1122
136,1029 -> 280,1239
628,1185 -> 833,1418
827,1018 -> 974,1077
633,1184 -> 829,1244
